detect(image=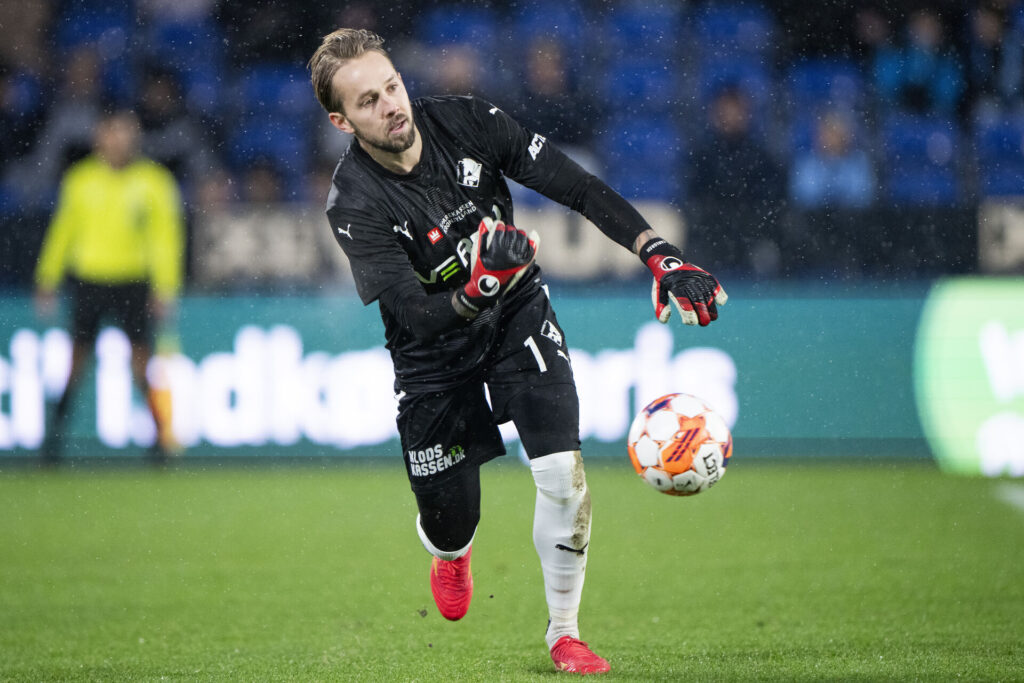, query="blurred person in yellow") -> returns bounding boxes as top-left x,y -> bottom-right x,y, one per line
34,109 -> 184,465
